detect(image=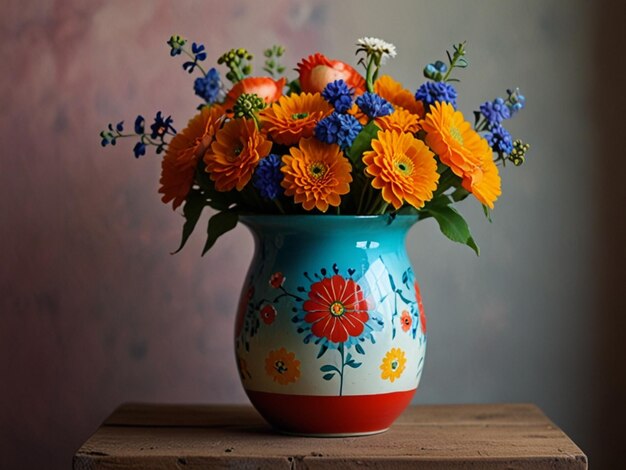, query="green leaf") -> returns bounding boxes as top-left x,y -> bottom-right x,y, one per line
320,364 -> 340,373
201,210 -> 239,256
172,190 -> 206,254
482,204 -> 492,223
424,204 -> 480,256
347,121 -> 380,165
322,373 -> 336,381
